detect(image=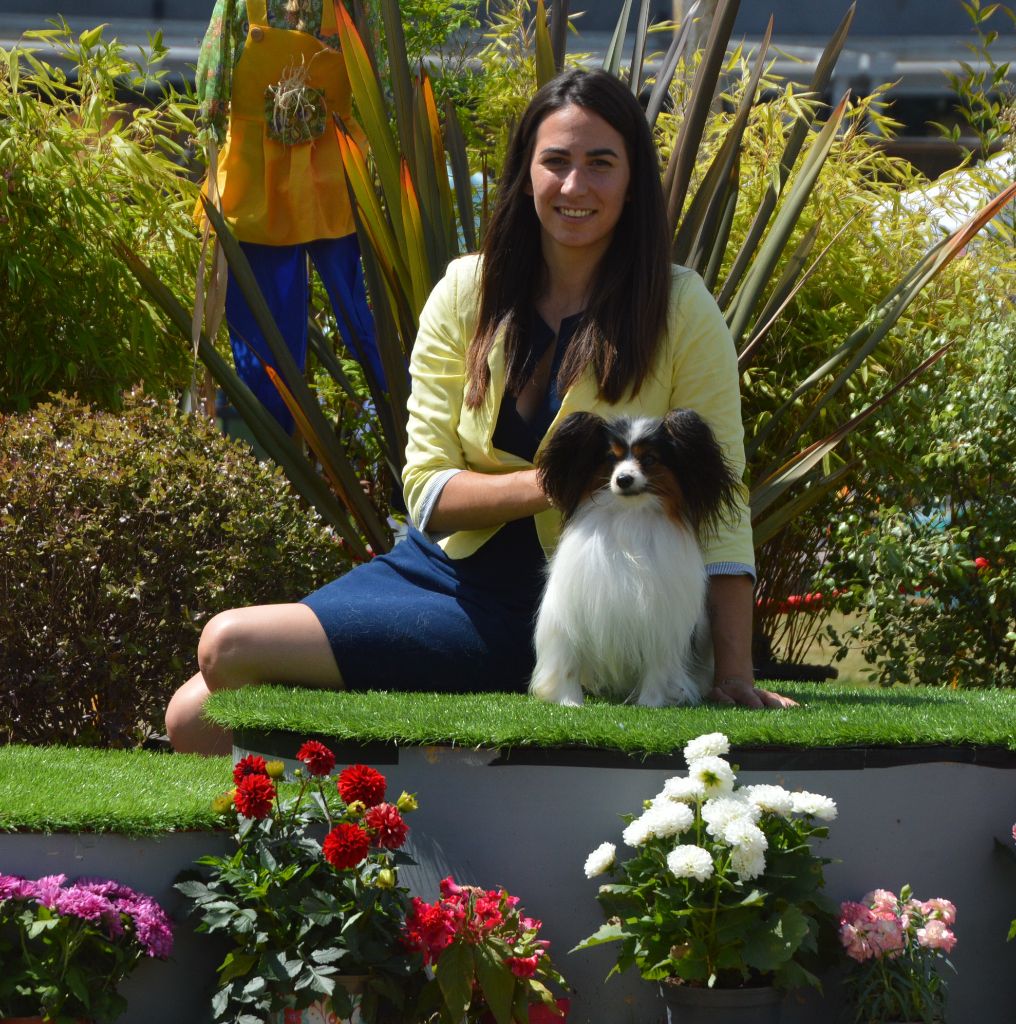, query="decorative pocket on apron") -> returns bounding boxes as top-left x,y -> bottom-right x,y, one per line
264,58 -> 327,145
